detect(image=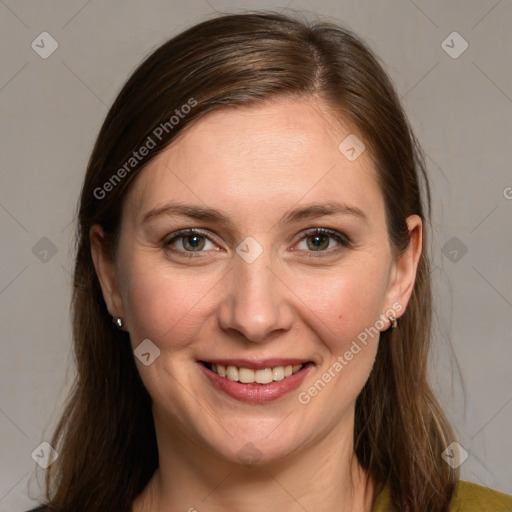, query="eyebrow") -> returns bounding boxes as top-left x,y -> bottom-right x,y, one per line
141,201 -> 367,227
